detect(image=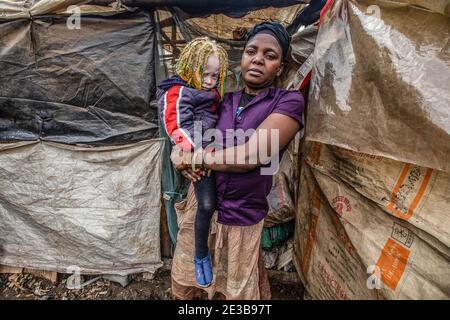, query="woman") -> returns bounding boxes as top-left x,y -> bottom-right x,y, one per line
171,22 -> 304,300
